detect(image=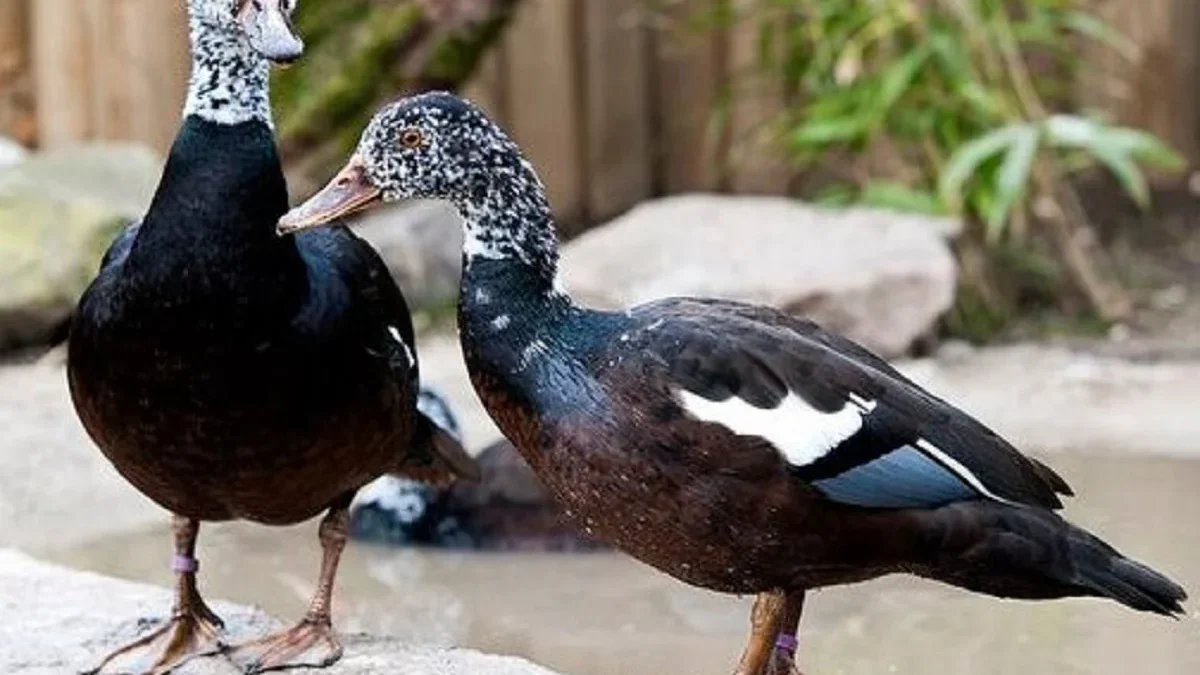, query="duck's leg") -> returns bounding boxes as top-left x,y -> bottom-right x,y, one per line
226,498 -> 351,673
85,515 -> 224,675
733,590 -> 787,675
765,591 -> 805,675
